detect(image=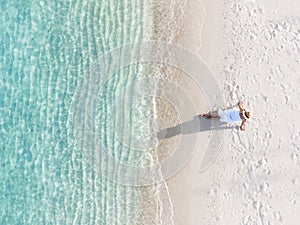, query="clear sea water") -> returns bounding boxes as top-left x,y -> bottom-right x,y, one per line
0,0 -> 176,224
